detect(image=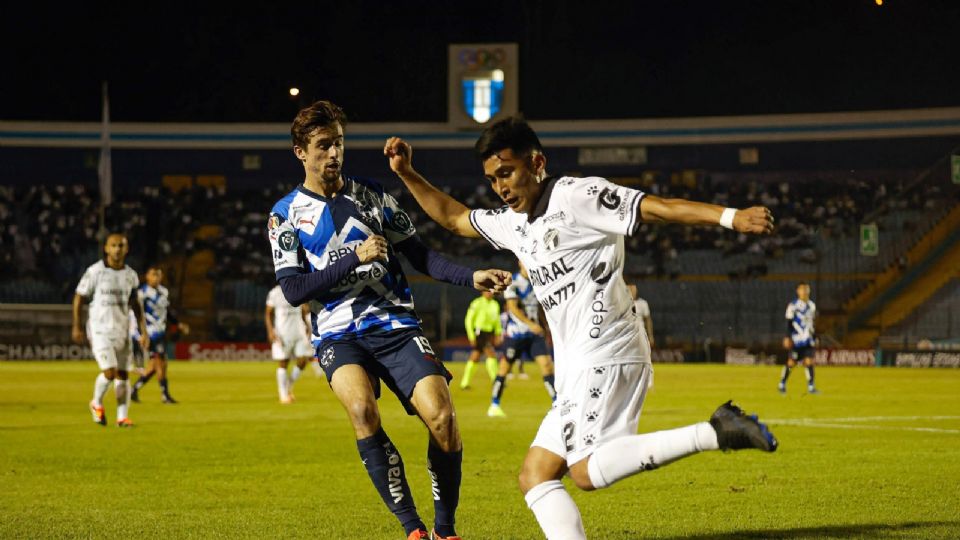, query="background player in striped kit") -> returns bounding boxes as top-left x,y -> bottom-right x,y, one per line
265,284 -> 312,403
780,282 -> 819,394
131,265 -> 189,404
72,233 -> 149,427
489,261 -> 556,417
